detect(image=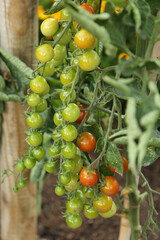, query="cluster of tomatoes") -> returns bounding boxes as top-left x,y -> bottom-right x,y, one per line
15,2 -> 128,229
